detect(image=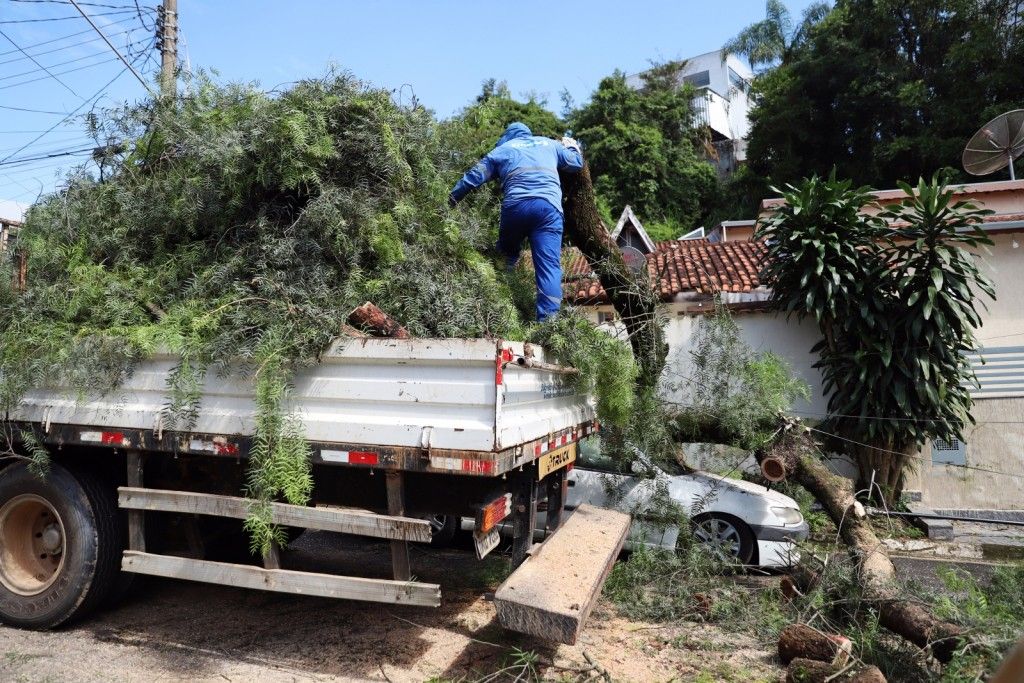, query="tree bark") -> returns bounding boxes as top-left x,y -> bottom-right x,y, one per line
560,163 -> 667,395
786,658 -> 886,683
348,302 -> 410,339
778,623 -> 851,665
